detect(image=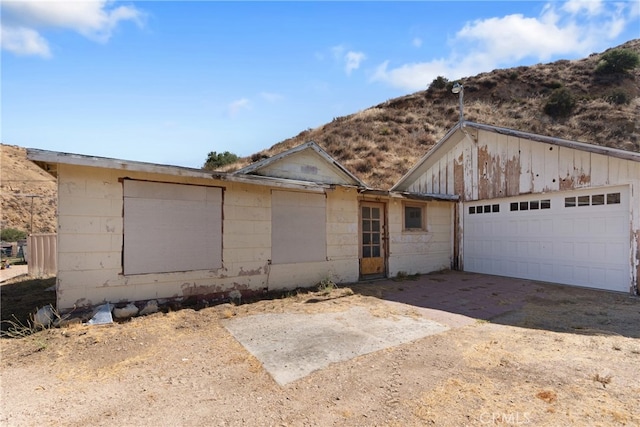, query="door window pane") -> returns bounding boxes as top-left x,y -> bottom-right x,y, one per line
363,246 -> 371,257
372,246 -> 380,257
